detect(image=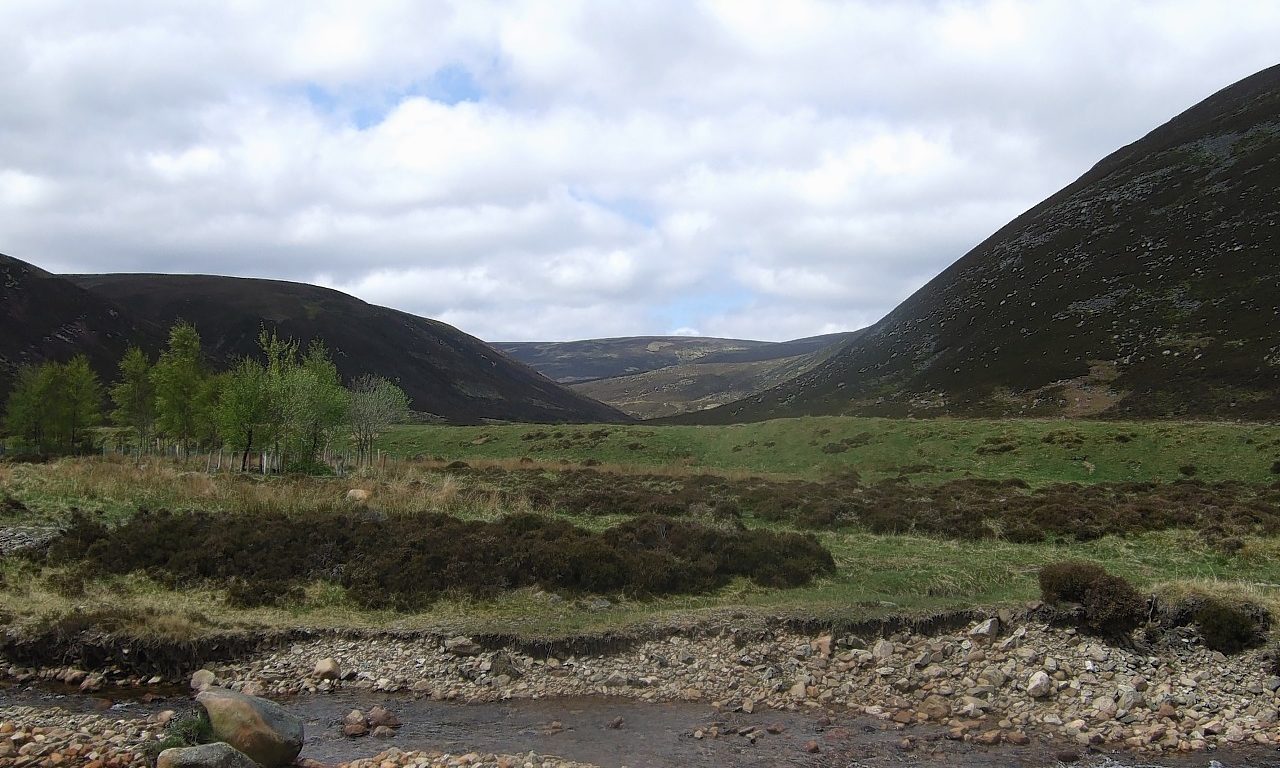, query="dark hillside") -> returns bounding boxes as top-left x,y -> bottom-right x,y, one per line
69,273 -> 627,424
681,63 -> 1280,423
0,253 -> 159,397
